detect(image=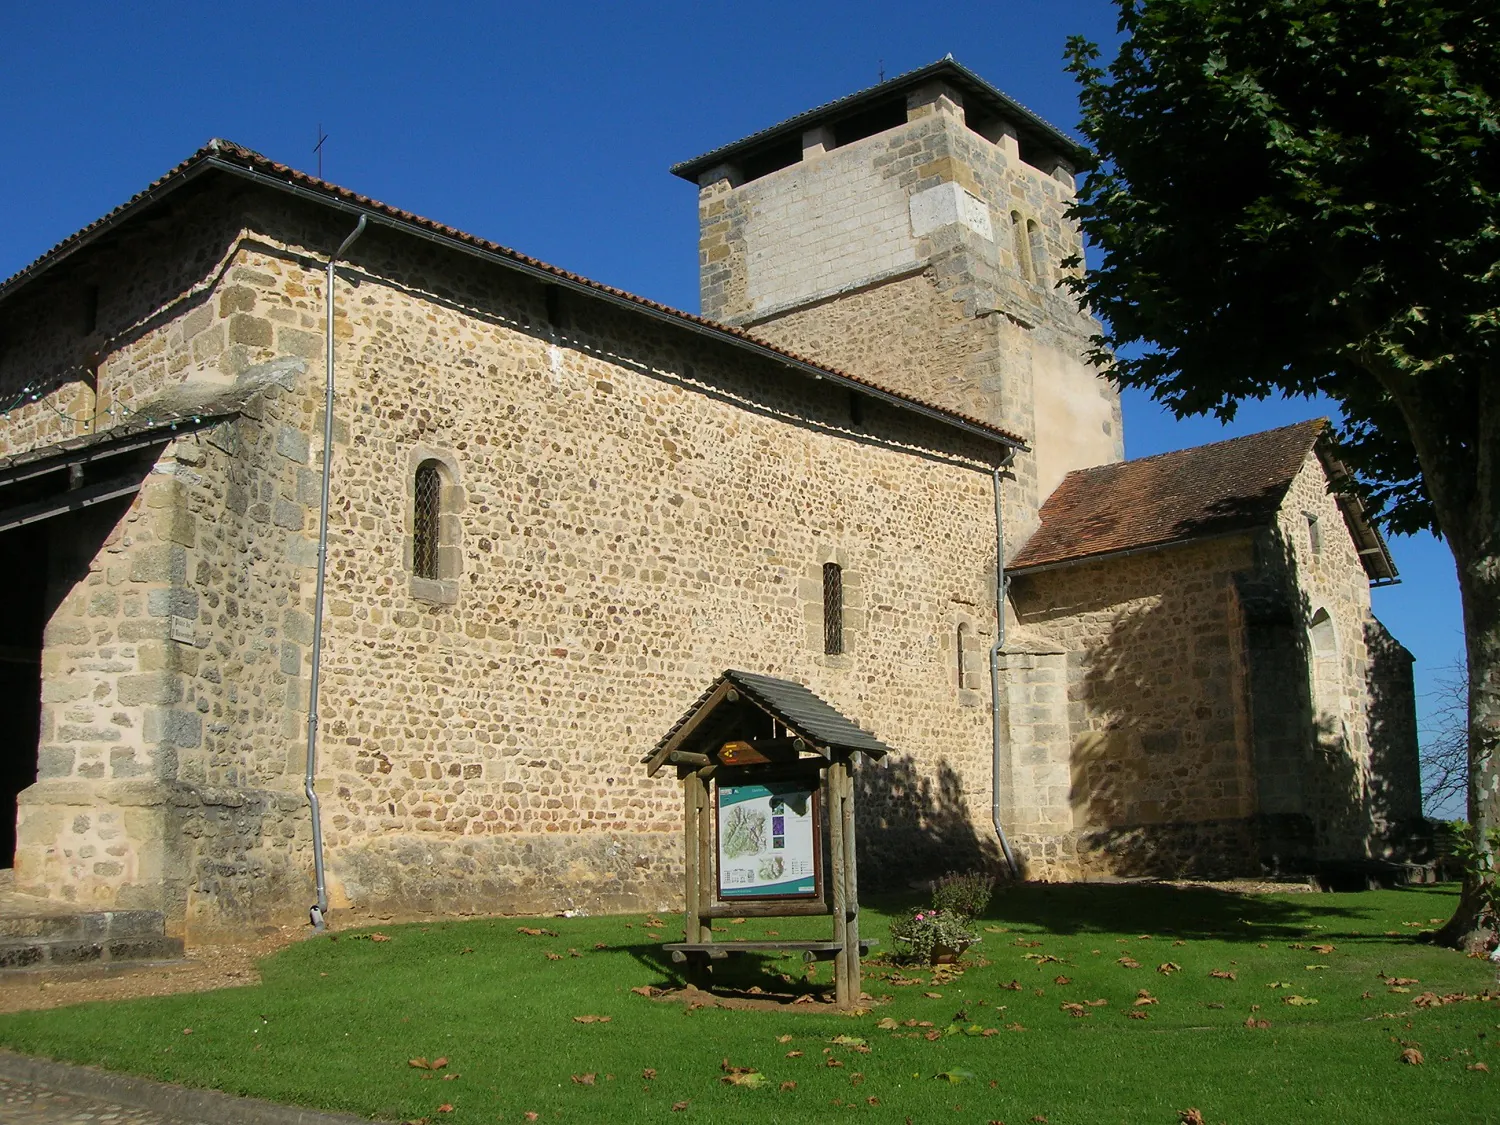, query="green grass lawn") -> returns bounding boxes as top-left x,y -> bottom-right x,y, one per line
0,883 -> 1496,1124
